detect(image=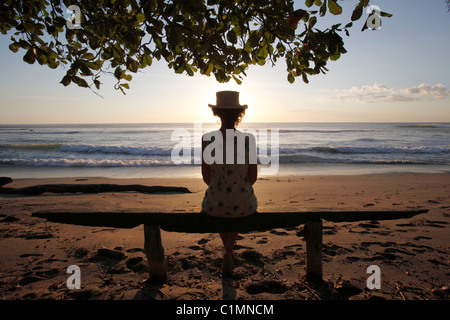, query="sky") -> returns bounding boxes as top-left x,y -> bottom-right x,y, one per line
0,0 -> 449,124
